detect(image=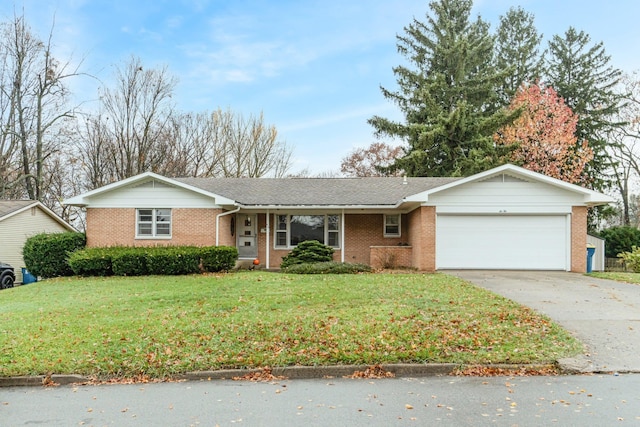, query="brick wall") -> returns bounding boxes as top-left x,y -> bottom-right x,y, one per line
343,214 -> 408,265
407,206 -> 436,271
571,206 -> 588,273
86,208 -> 223,247
370,246 -> 413,269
